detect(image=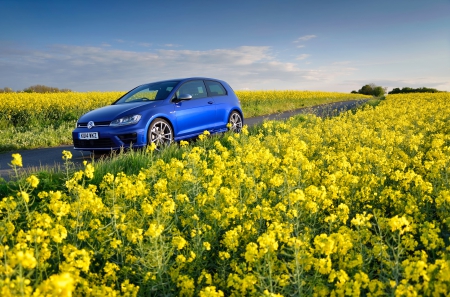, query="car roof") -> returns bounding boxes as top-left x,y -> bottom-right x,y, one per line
147,77 -> 225,84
